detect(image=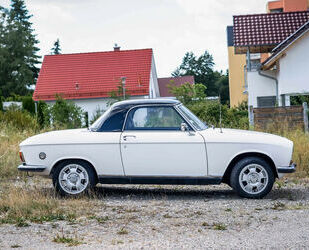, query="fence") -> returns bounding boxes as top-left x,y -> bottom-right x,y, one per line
250,102 -> 308,132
